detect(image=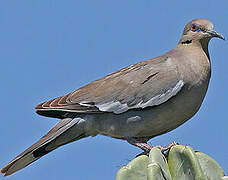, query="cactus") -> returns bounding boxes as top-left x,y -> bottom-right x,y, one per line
116,145 -> 227,180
